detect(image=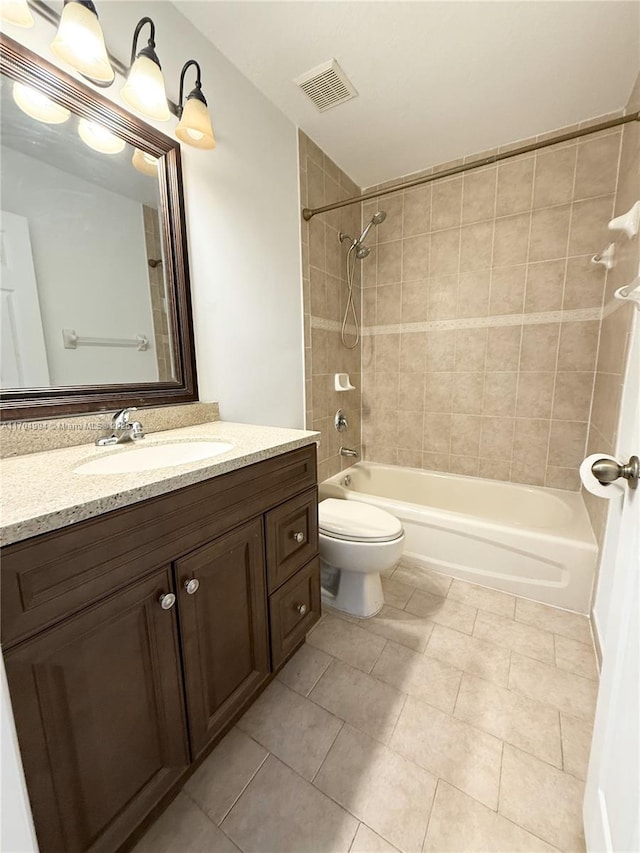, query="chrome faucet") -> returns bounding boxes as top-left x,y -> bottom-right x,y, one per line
95,408 -> 145,446
339,446 -> 359,458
